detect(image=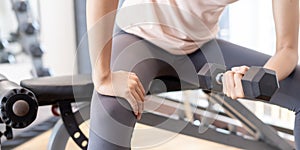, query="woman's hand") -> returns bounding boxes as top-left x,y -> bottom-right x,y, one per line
96,71 -> 146,120
222,66 -> 249,100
